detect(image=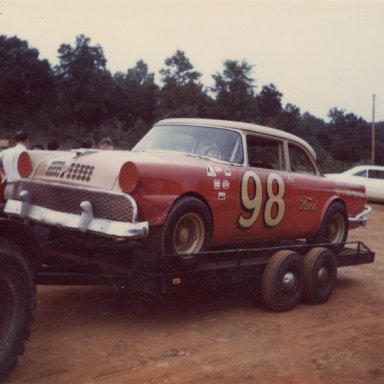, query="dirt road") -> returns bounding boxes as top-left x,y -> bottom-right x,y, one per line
7,205 -> 384,384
